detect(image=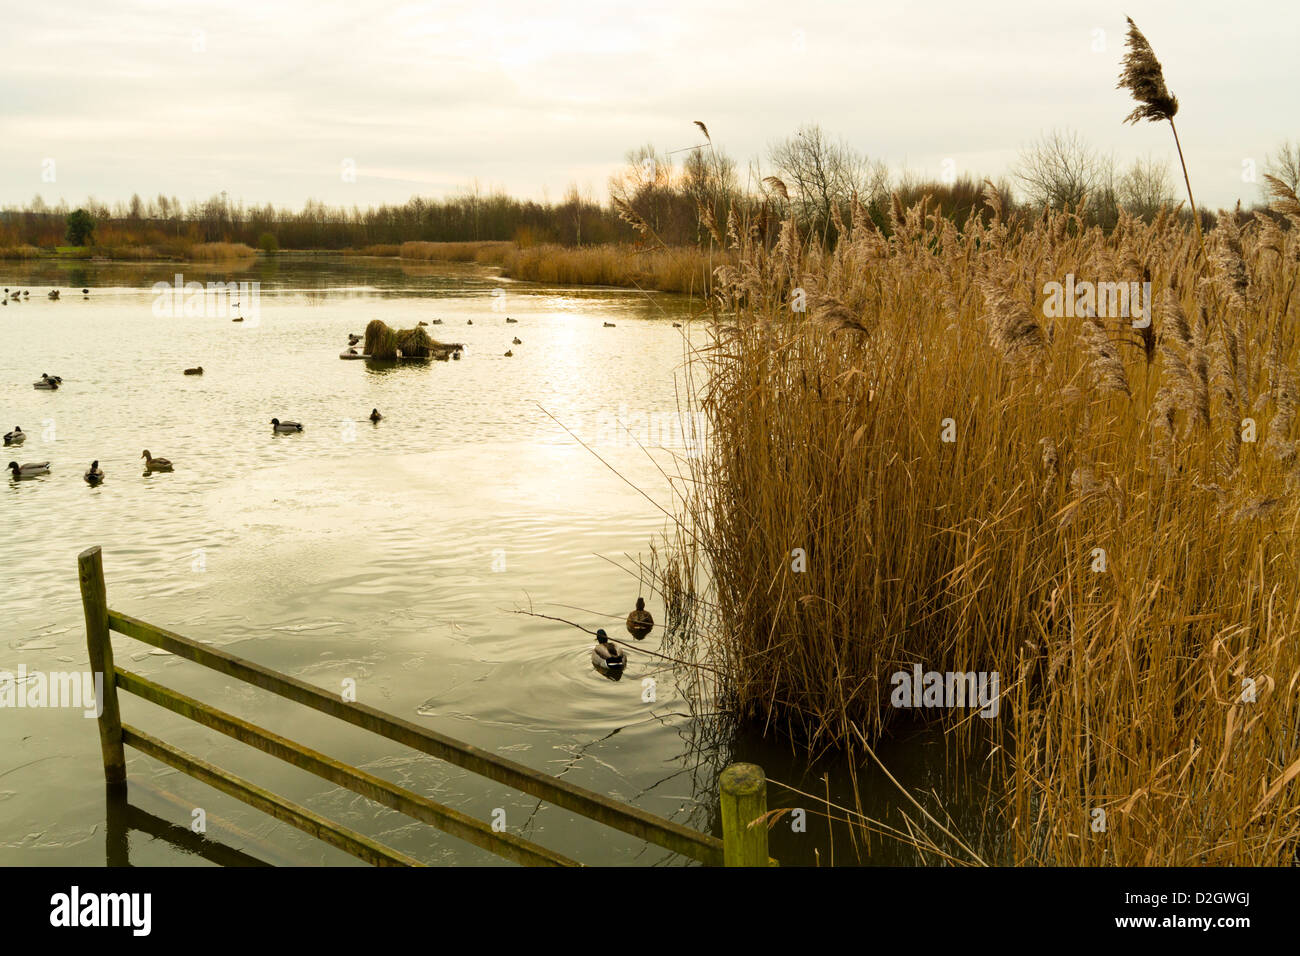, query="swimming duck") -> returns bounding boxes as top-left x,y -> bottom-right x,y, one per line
431,319 -> 443,325
348,334 -> 361,345
603,322 -> 616,327
48,290 -> 60,300
626,597 -> 654,639
673,322 -> 682,328
369,408 -> 382,422
184,366 -> 203,375
82,288 -> 89,295
512,337 -> 521,345
271,418 -> 303,432
504,350 -> 513,357
506,317 -> 517,323
232,316 -> 244,322
22,290 -> 29,298
33,376 -> 59,390
467,319 -> 473,325
141,450 -> 173,472
4,426 -> 24,446
84,460 -> 104,485
8,461 -> 50,479
591,629 -> 626,671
